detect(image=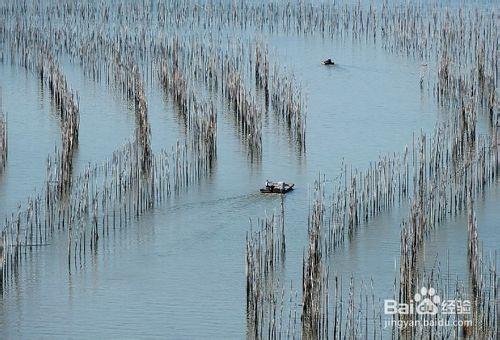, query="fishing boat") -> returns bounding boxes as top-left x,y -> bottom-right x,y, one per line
322,58 -> 335,65
260,181 -> 294,194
